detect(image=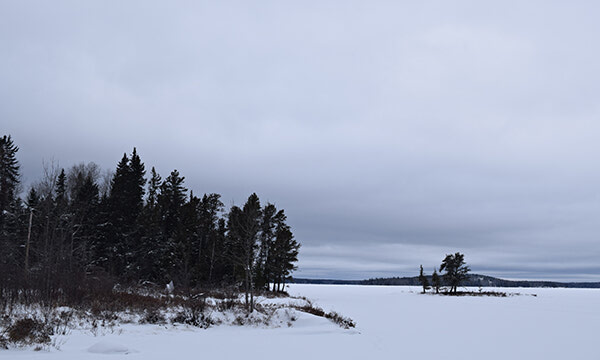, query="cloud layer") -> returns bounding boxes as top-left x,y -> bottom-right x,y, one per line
2,1 -> 600,281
